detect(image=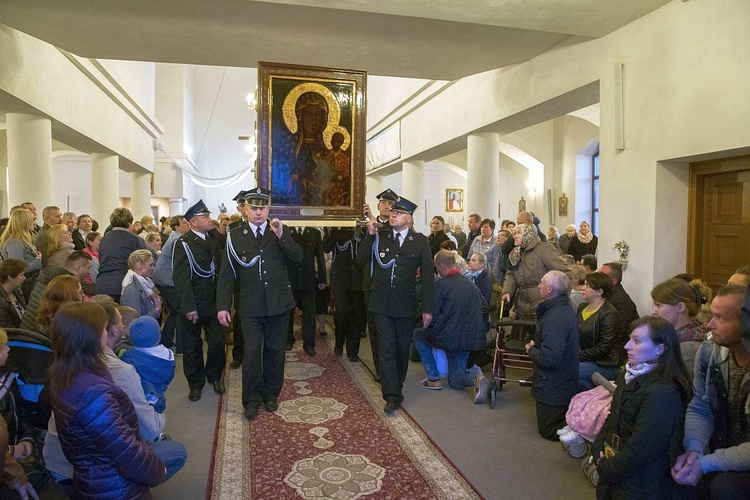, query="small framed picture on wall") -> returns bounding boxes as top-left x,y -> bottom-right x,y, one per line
446,188 -> 464,212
